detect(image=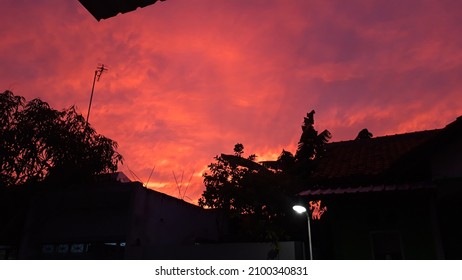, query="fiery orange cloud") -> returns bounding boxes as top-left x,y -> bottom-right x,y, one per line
1,0 -> 462,203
